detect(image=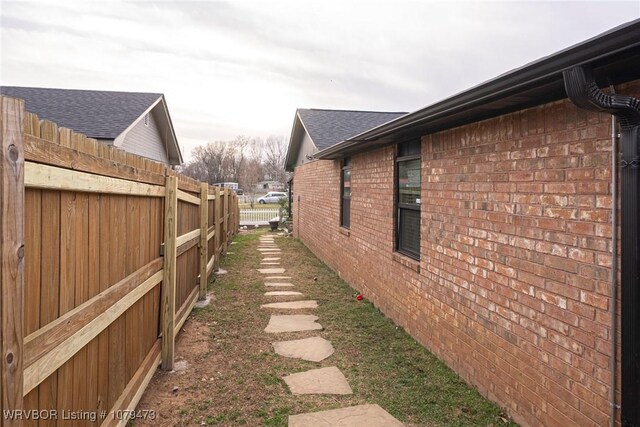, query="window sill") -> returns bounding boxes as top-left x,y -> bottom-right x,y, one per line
339,227 -> 350,237
392,252 -> 420,273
